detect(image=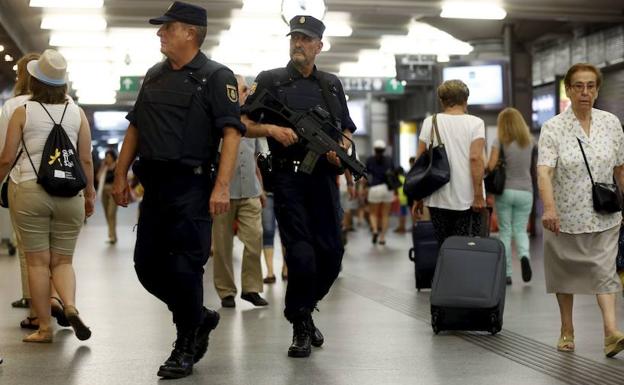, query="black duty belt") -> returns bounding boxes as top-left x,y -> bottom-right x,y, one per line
272,158 -> 302,173
137,159 -> 210,176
